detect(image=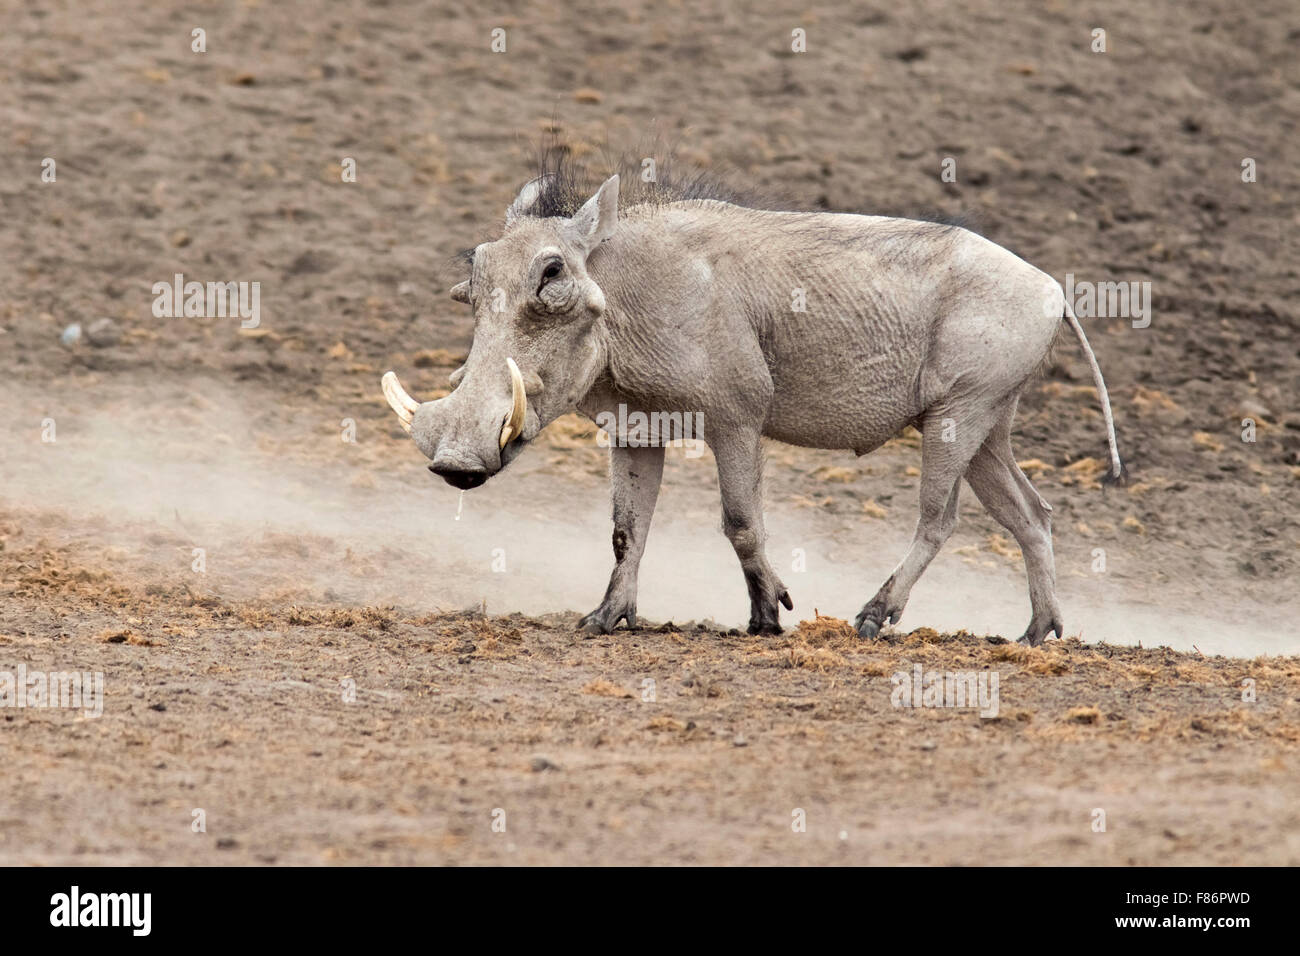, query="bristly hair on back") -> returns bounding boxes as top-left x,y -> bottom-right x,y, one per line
452,137 -> 782,265
509,137 -> 982,234
509,138 -> 786,221
452,136 -> 983,266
